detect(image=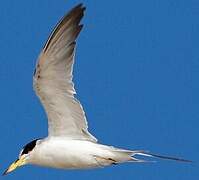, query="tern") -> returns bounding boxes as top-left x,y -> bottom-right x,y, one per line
3,3 -> 191,175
